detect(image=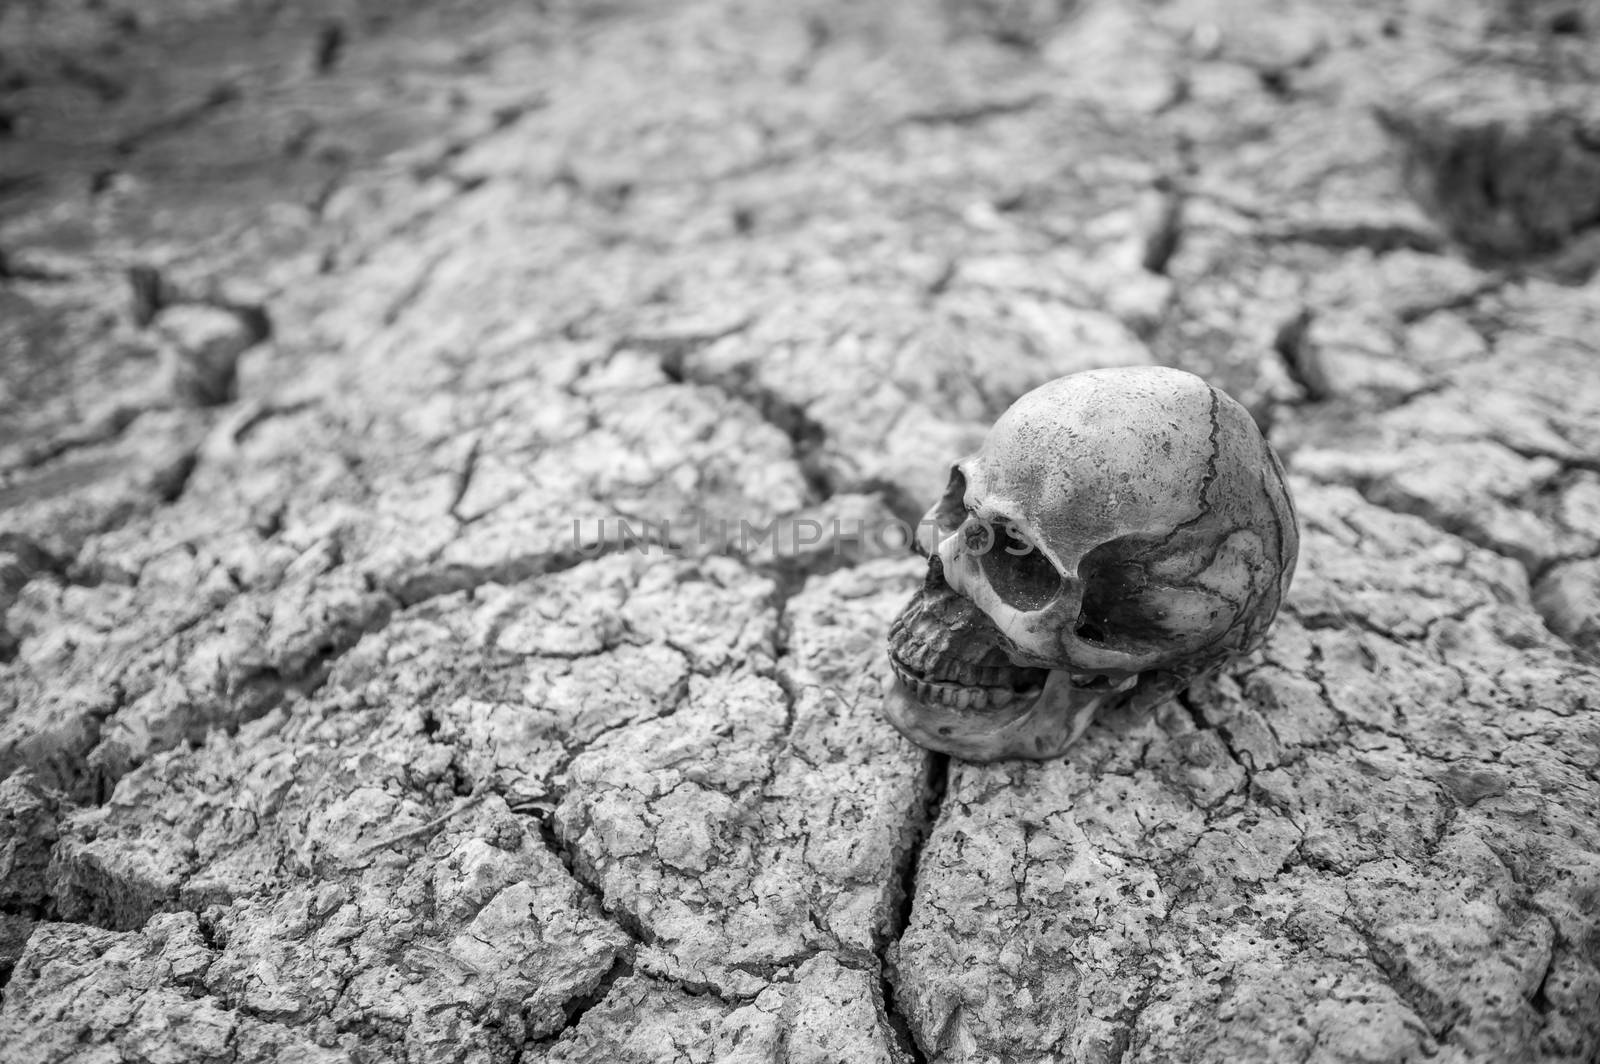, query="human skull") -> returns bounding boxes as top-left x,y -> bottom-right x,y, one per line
884,366 -> 1298,761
